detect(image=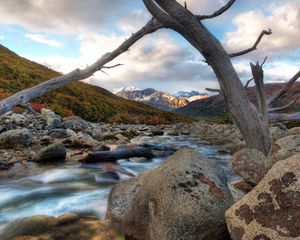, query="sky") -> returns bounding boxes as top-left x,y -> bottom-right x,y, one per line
0,0 -> 299,94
